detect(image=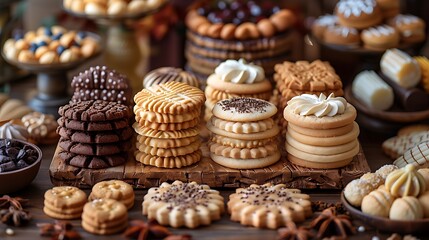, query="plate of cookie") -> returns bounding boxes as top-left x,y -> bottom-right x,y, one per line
341,164 -> 429,234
